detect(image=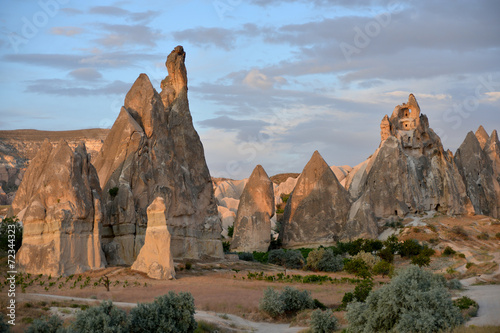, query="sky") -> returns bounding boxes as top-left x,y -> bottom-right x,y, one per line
1,0 -> 499,179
